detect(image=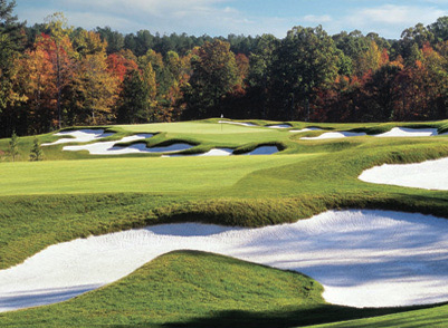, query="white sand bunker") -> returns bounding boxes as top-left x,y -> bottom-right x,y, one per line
266,124 -> 292,129
375,127 -> 447,138
219,120 -> 258,127
301,127 -> 448,140
290,127 -> 324,133
2,210 -> 448,312
302,131 -> 367,140
63,134 -> 154,155
42,129 -> 114,146
165,148 -> 234,157
359,157 -> 448,190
